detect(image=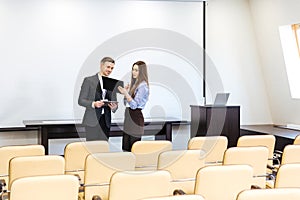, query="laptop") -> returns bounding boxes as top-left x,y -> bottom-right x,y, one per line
213,93 -> 230,106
